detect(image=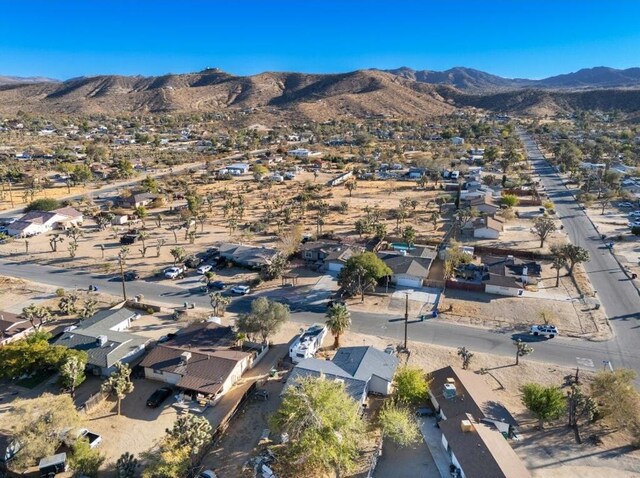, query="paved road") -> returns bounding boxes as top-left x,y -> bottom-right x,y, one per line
519,129 -> 640,371
0,259 -> 638,373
